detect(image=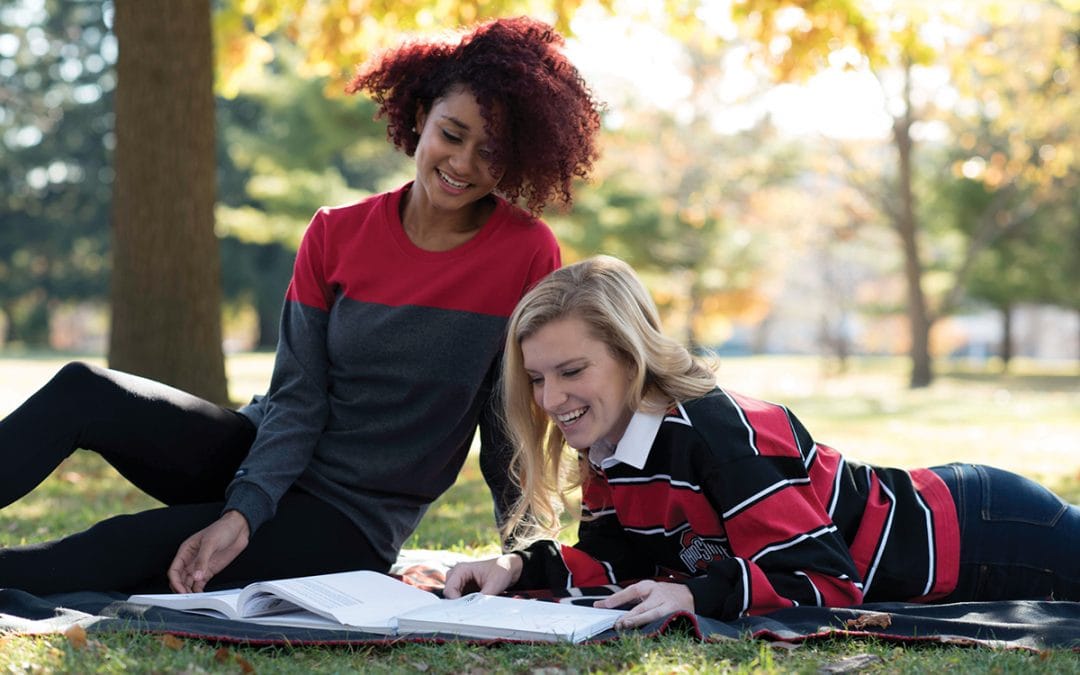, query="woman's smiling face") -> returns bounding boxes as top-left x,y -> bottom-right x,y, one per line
411,86 -> 503,213
521,316 -> 636,451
